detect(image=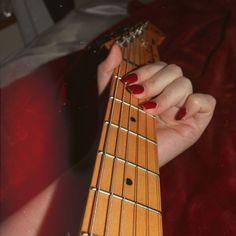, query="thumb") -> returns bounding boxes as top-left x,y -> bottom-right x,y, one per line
97,43 -> 122,95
